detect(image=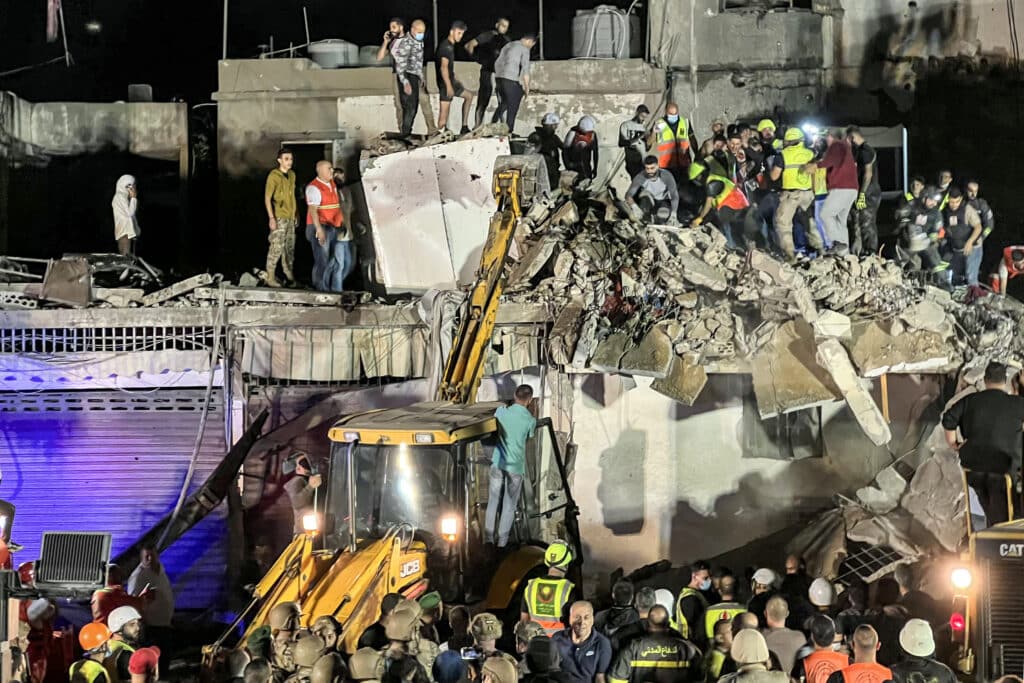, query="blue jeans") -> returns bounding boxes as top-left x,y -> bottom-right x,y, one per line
967,240 -> 983,285
306,225 -> 356,292
484,466 -> 524,547
329,239 -> 356,292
